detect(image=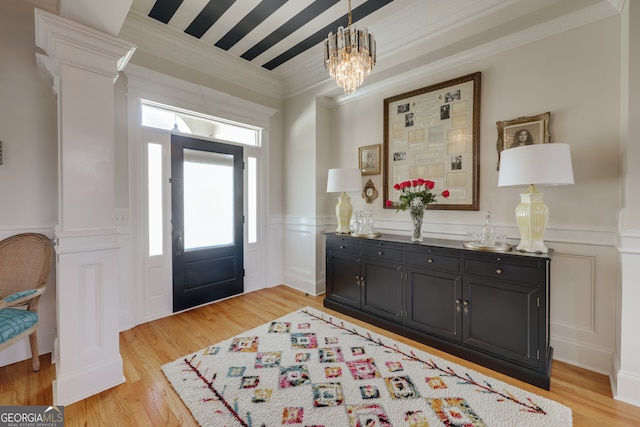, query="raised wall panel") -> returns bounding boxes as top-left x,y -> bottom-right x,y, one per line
551,254 -> 596,332
282,222 -> 321,295
548,242 -> 617,375
145,265 -> 171,322
149,266 -> 165,298
80,263 -> 101,352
